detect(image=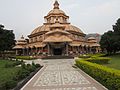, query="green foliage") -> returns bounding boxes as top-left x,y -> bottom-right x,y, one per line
5,60 -> 22,68
104,54 -> 120,70
0,60 -> 20,90
0,24 -> 15,52
100,18 -> 120,54
35,64 -> 41,68
85,57 -> 111,64
0,60 -> 41,89
88,53 -> 107,57
76,60 -> 120,90
16,56 -> 36,60
17,69 -> 30,80
79,53 -> 107,59
5,80 -> 17,89
78,55 -> 90,58
79,53 -> 110,64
